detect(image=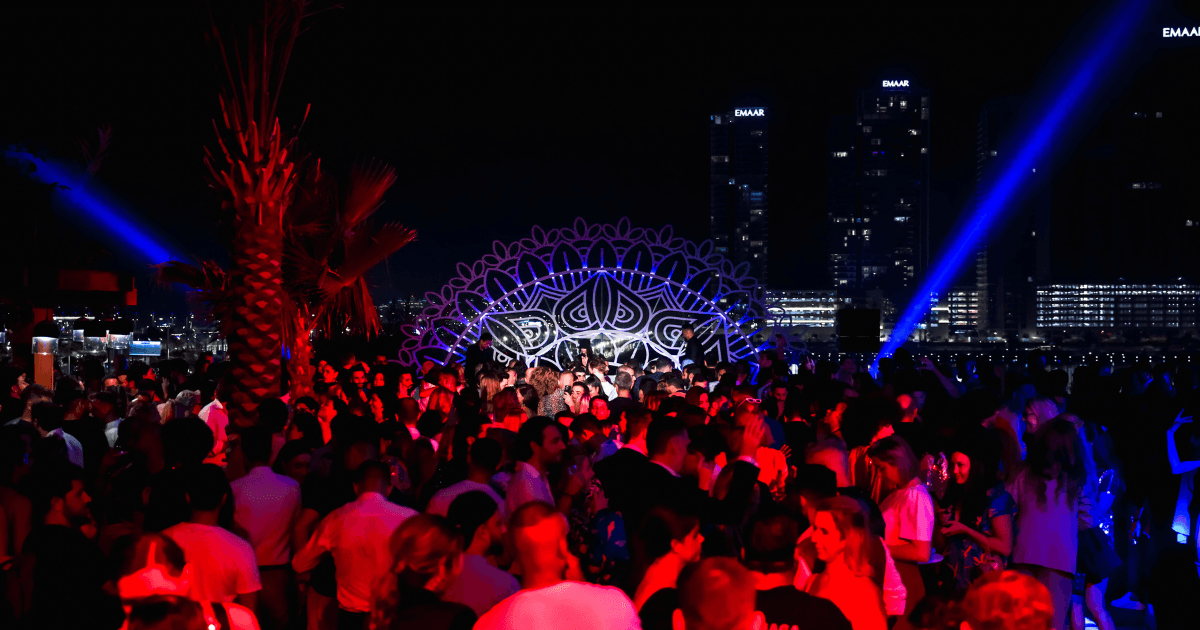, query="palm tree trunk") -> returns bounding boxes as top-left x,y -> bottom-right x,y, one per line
225,209 -> 284,427
289,315 -> 315,400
